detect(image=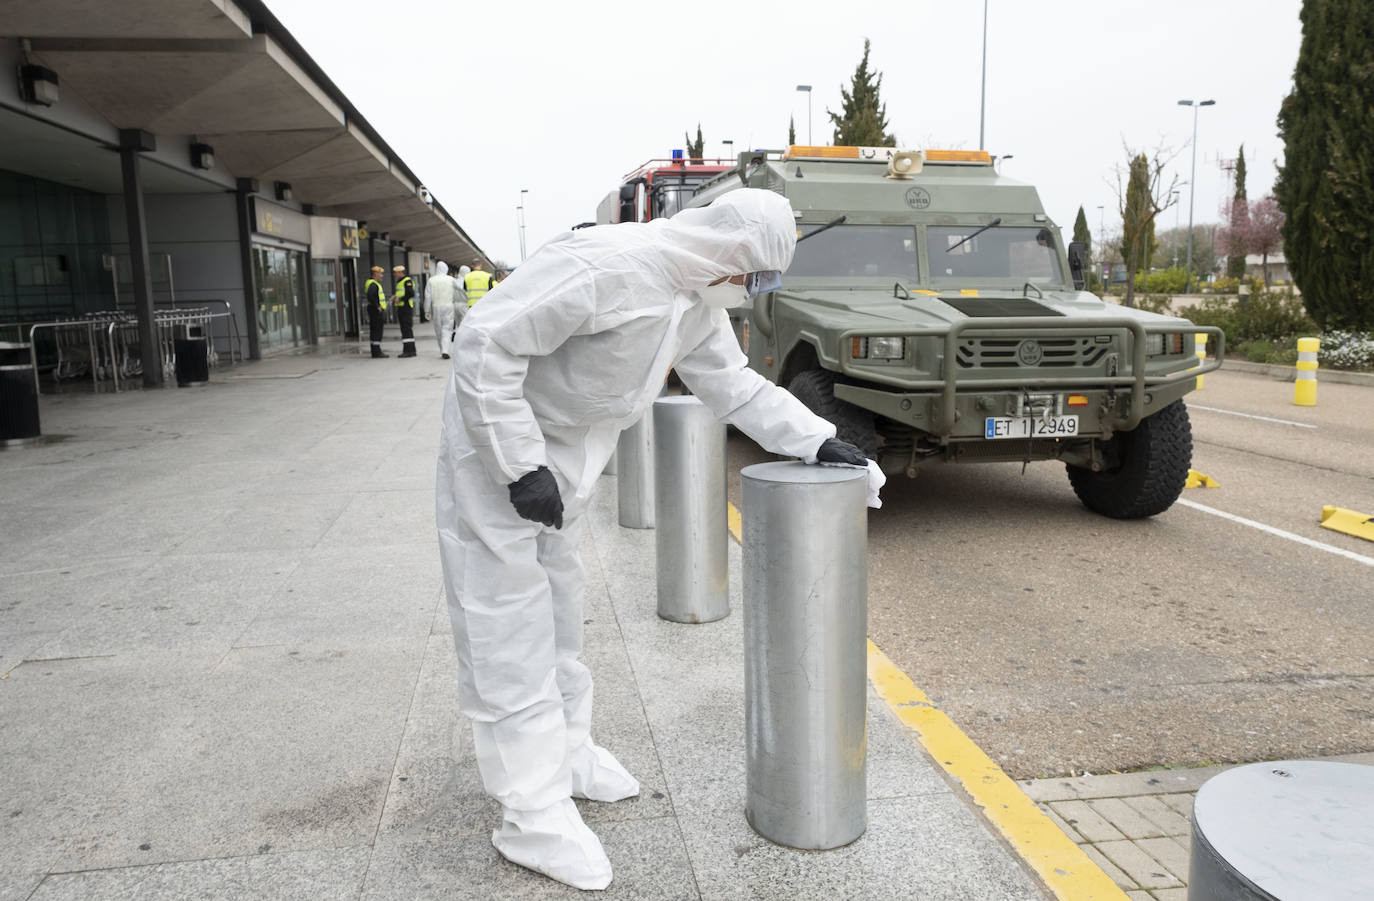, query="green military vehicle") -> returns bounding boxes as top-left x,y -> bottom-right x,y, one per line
690,146 -> 1223,519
